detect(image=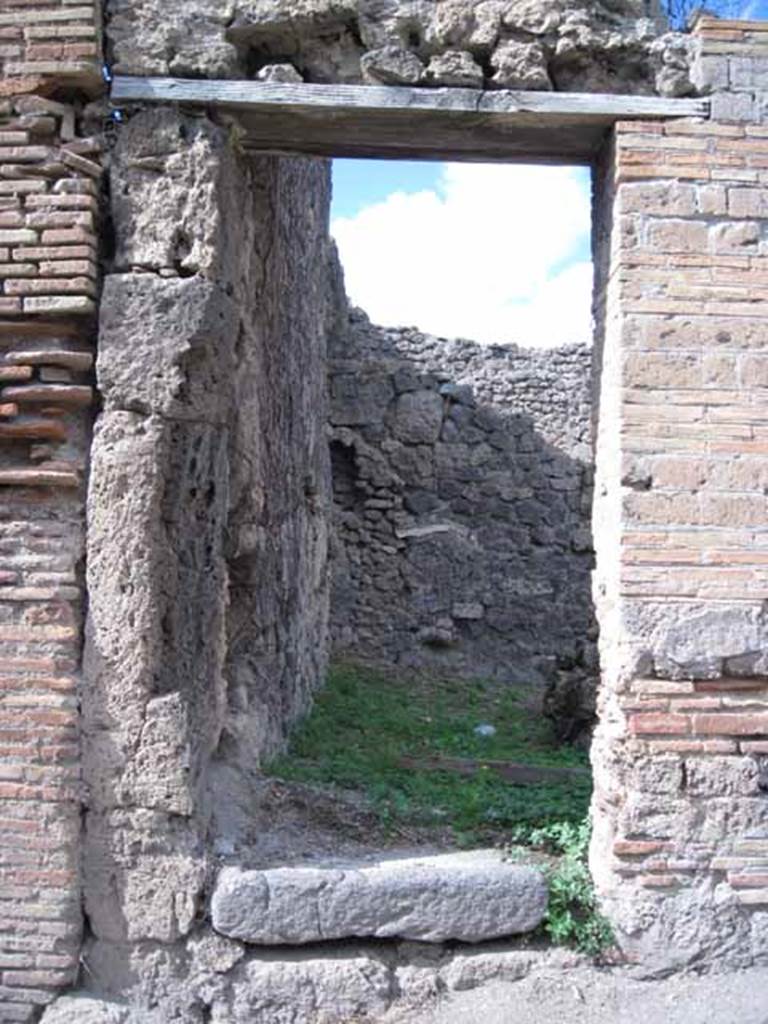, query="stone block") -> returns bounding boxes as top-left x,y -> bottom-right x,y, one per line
39,995 -> 129,1024
690,54 -> 728,92
331,373 -> 393,426
389,390 -> 444,445
621,182 -> 697,217
490,39 -> 550,89
711,220 -> 761,253
711,91 -> 756,122
229,949 -> 392,1024
97,274 -> 237,422
728,187 -> 768,218
361,46 -> 424,85
623,351 -> 699,388
211,851 -> 547,944
651,604 -> 768,678
730,56 -> 768,91
684,757 -> 759,797
646,219 -> 709,254
425,50 -> 484,88
740,353 -> 768,386
697,184 -> 728,215
703,351 -> 737,386
85,808 -> 206,944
